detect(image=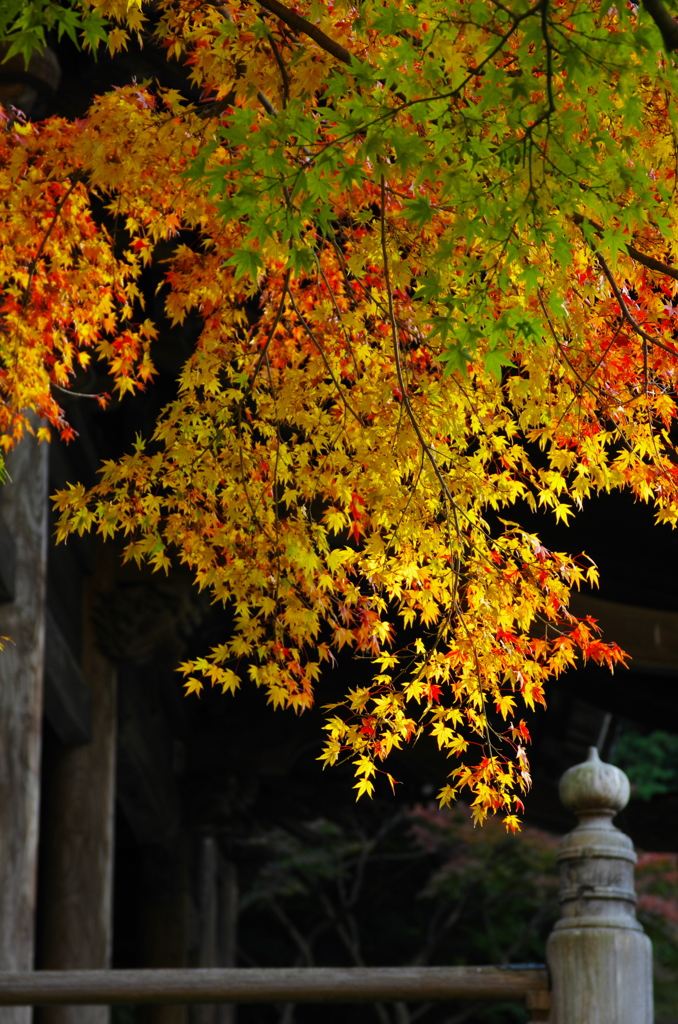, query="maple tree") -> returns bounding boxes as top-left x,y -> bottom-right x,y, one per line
2,0 -> 678,826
